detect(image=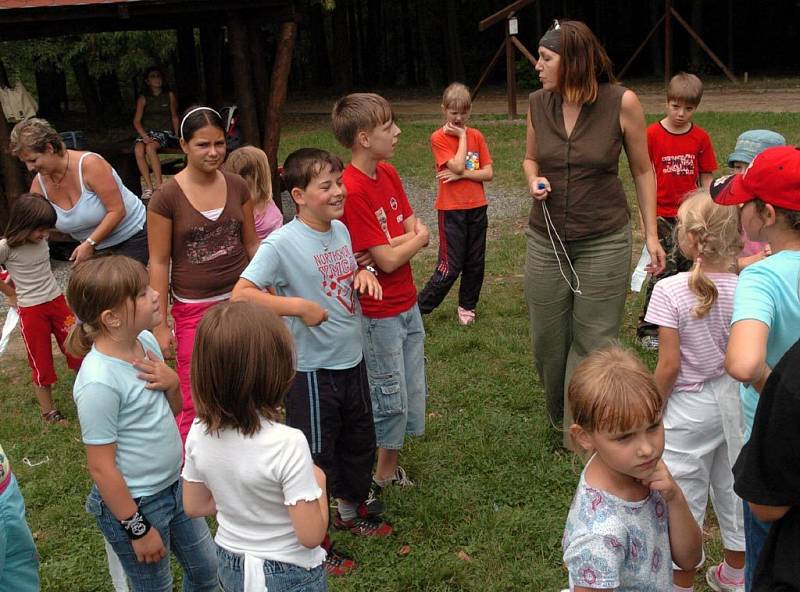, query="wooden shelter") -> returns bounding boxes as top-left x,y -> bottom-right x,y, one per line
0,0 -> 299,219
